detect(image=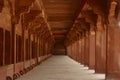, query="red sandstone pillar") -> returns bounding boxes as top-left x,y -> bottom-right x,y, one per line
81,33 -> 85,64
73,43 -> 76,61
70,45 -> 72,58
78,40 -> 82,63
95,15 -> 106,73
106,1 -> 120,79
76,41 -> 79,62
73,43 -> 76,60
76,40 -> 81,63
84,31 -> 90,66
89,27 -> 95,69
76,41 -> 78,62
